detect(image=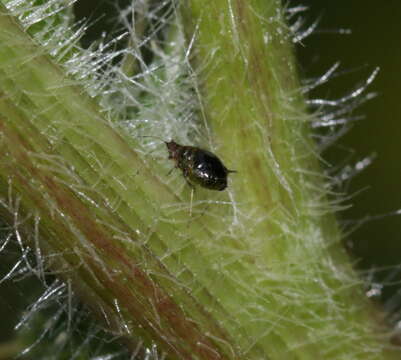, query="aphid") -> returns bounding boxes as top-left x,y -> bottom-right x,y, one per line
164,140 -> 235,191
